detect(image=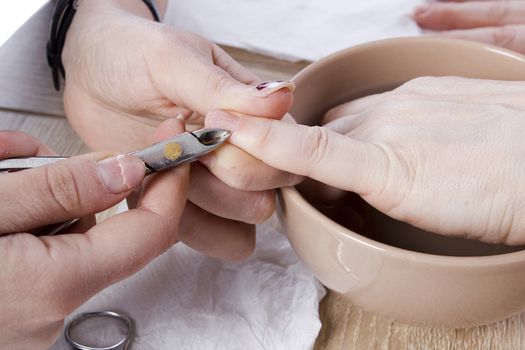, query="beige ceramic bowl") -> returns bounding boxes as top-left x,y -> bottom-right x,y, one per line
278,37 -> 525,327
